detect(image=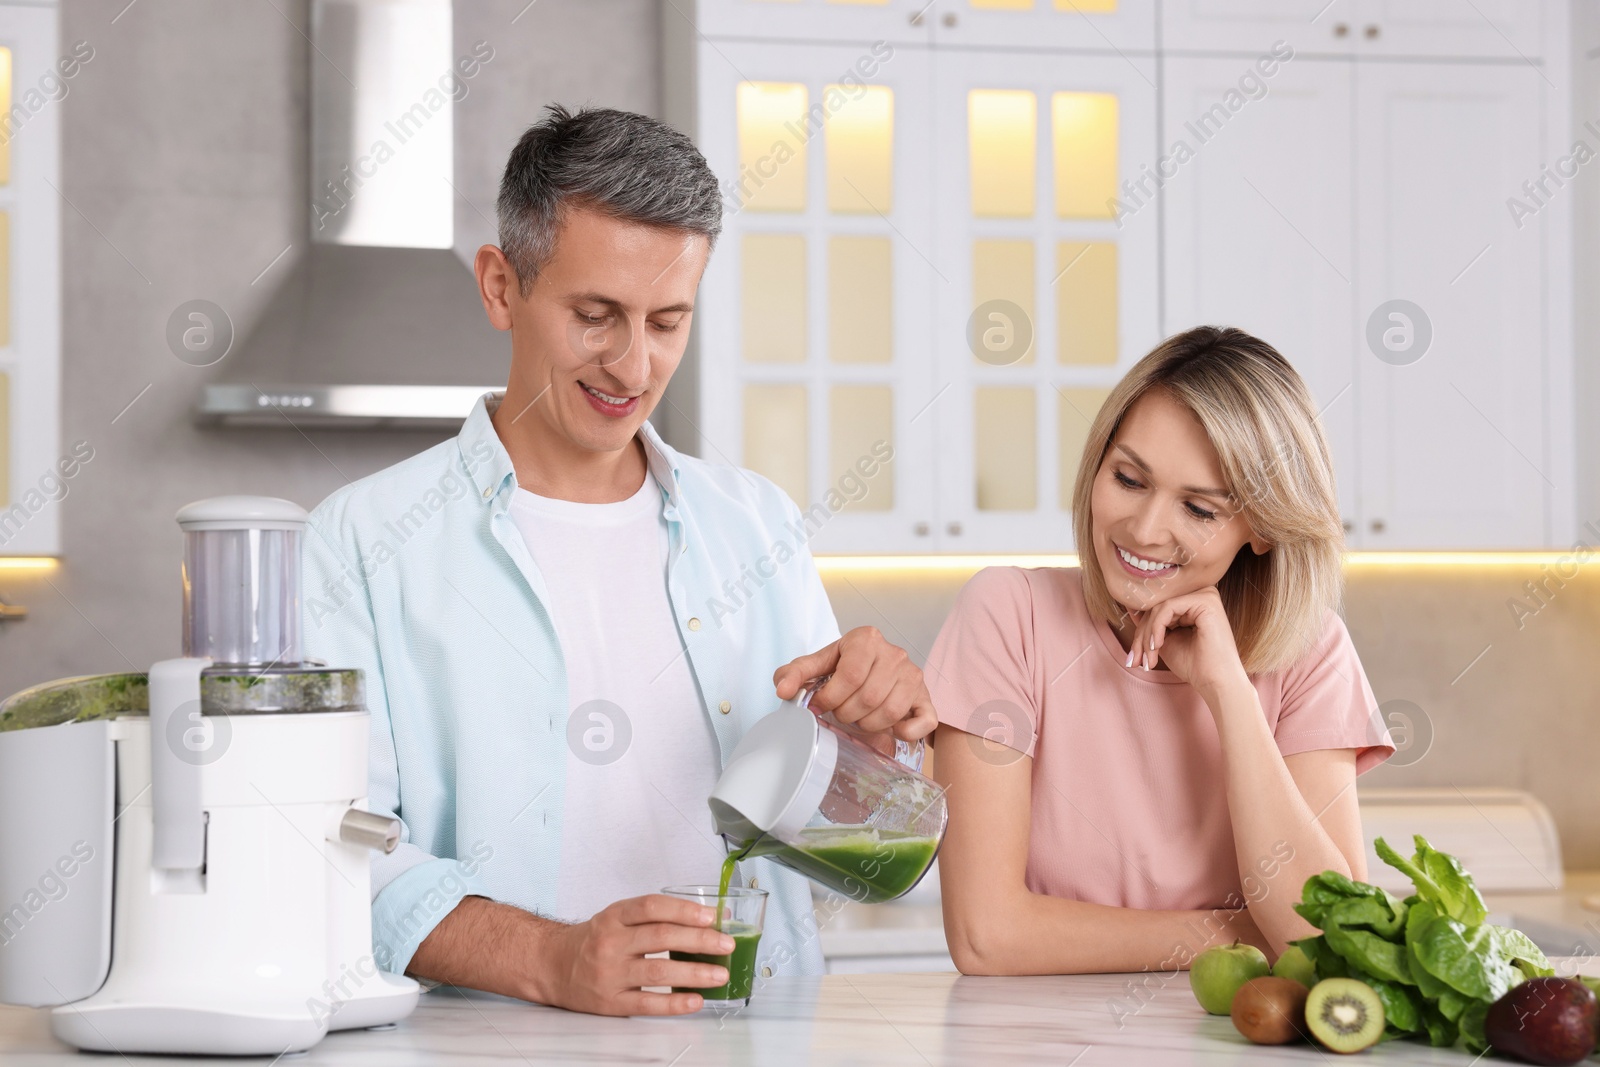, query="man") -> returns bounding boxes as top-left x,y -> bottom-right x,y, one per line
301,104 -> 936,1016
